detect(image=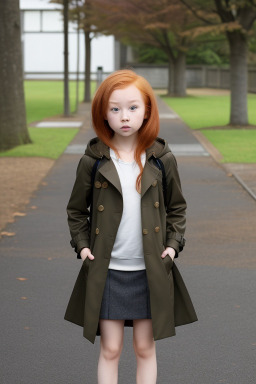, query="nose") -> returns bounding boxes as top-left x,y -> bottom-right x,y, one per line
121,111 -> 129,122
